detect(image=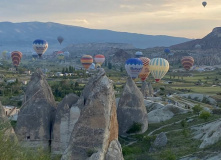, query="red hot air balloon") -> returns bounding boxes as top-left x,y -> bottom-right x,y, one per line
81,55 -> 93,70
11,51 -> 22,69
181,56 -> 194,71
139,57 -> 150,81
